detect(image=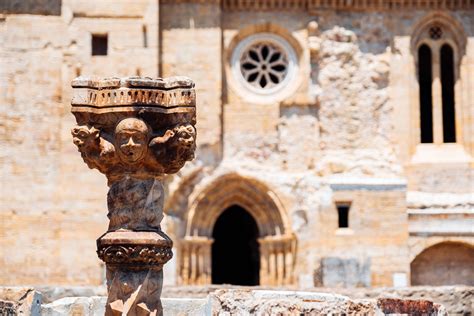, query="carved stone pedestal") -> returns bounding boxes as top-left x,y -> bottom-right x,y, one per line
70,76 -> 196,315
